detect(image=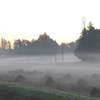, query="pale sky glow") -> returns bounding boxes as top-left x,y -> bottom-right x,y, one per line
0,0 -> 100,44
